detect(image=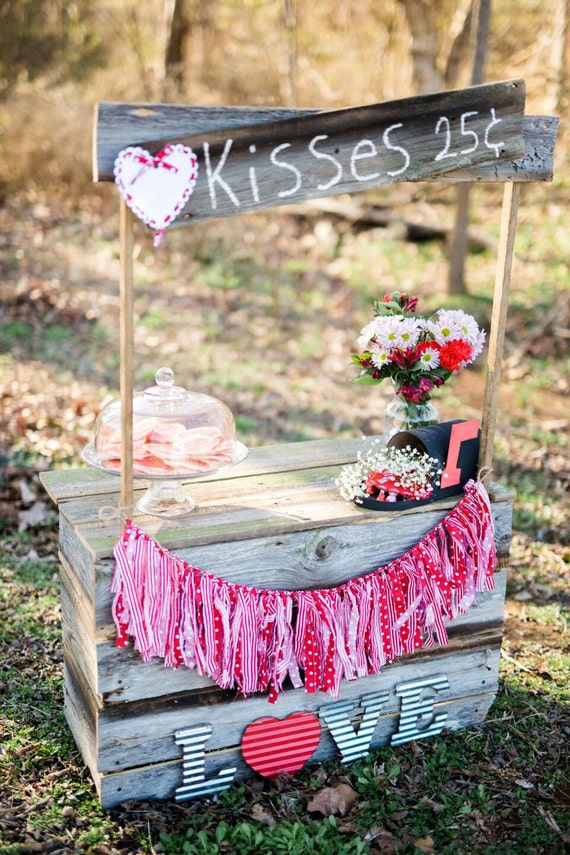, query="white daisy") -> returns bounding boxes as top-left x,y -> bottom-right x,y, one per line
417,347 -> 440,370
357,318 -> 381,351
370,346 -> 391,369
470,328 -> 486,360
375,316 -> 421,350
435,309 -> 481,344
